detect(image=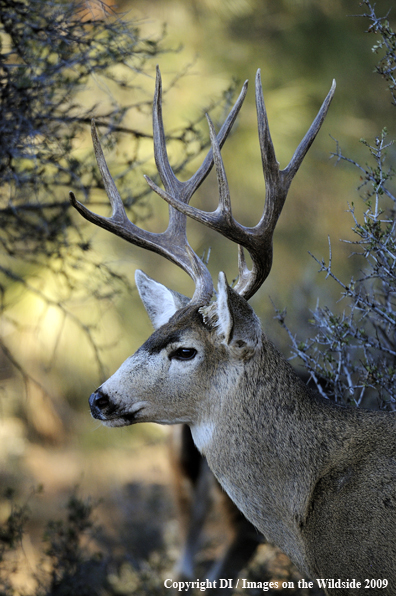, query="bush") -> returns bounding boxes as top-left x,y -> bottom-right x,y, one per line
276,1 -> 396,410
